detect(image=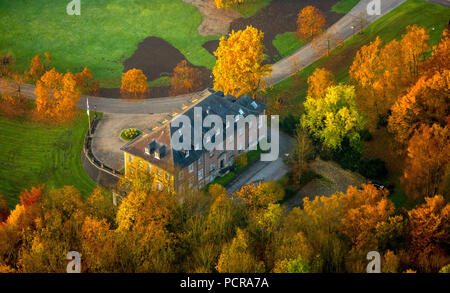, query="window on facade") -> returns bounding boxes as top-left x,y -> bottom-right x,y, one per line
210,163 -> 215,172
198,169 -> 203,180
188,163 -> 194,173
165,173 -> 169,180
198,157 -> 202,166
129,155 -> 133,162
210,150 -> 214,157
157,181 -> 163,191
